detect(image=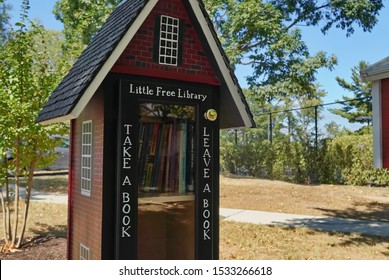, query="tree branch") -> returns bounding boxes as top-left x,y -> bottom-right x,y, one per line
285,2 -> 331,31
